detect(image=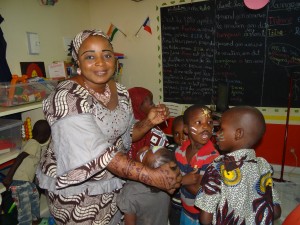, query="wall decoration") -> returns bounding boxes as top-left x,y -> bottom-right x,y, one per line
20,62 -> 46,78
